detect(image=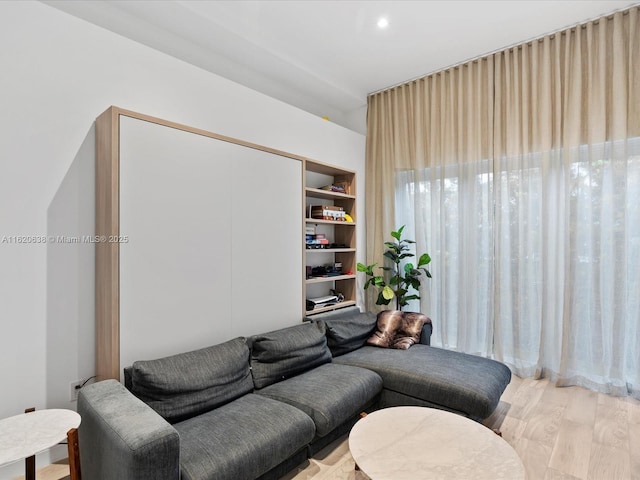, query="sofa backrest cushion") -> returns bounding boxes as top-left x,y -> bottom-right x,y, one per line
318,312 -> 378,356
249,322 -> 331,389
128,337 -> 253,423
